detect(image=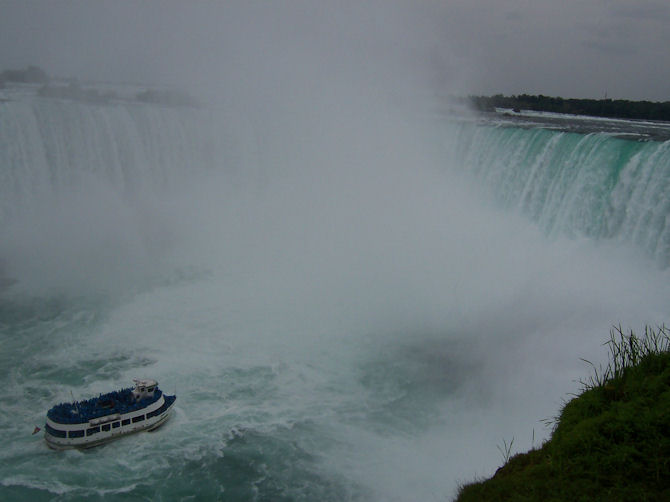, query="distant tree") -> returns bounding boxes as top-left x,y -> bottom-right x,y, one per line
1,65 -> 49,84
467,94 -> 670,121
